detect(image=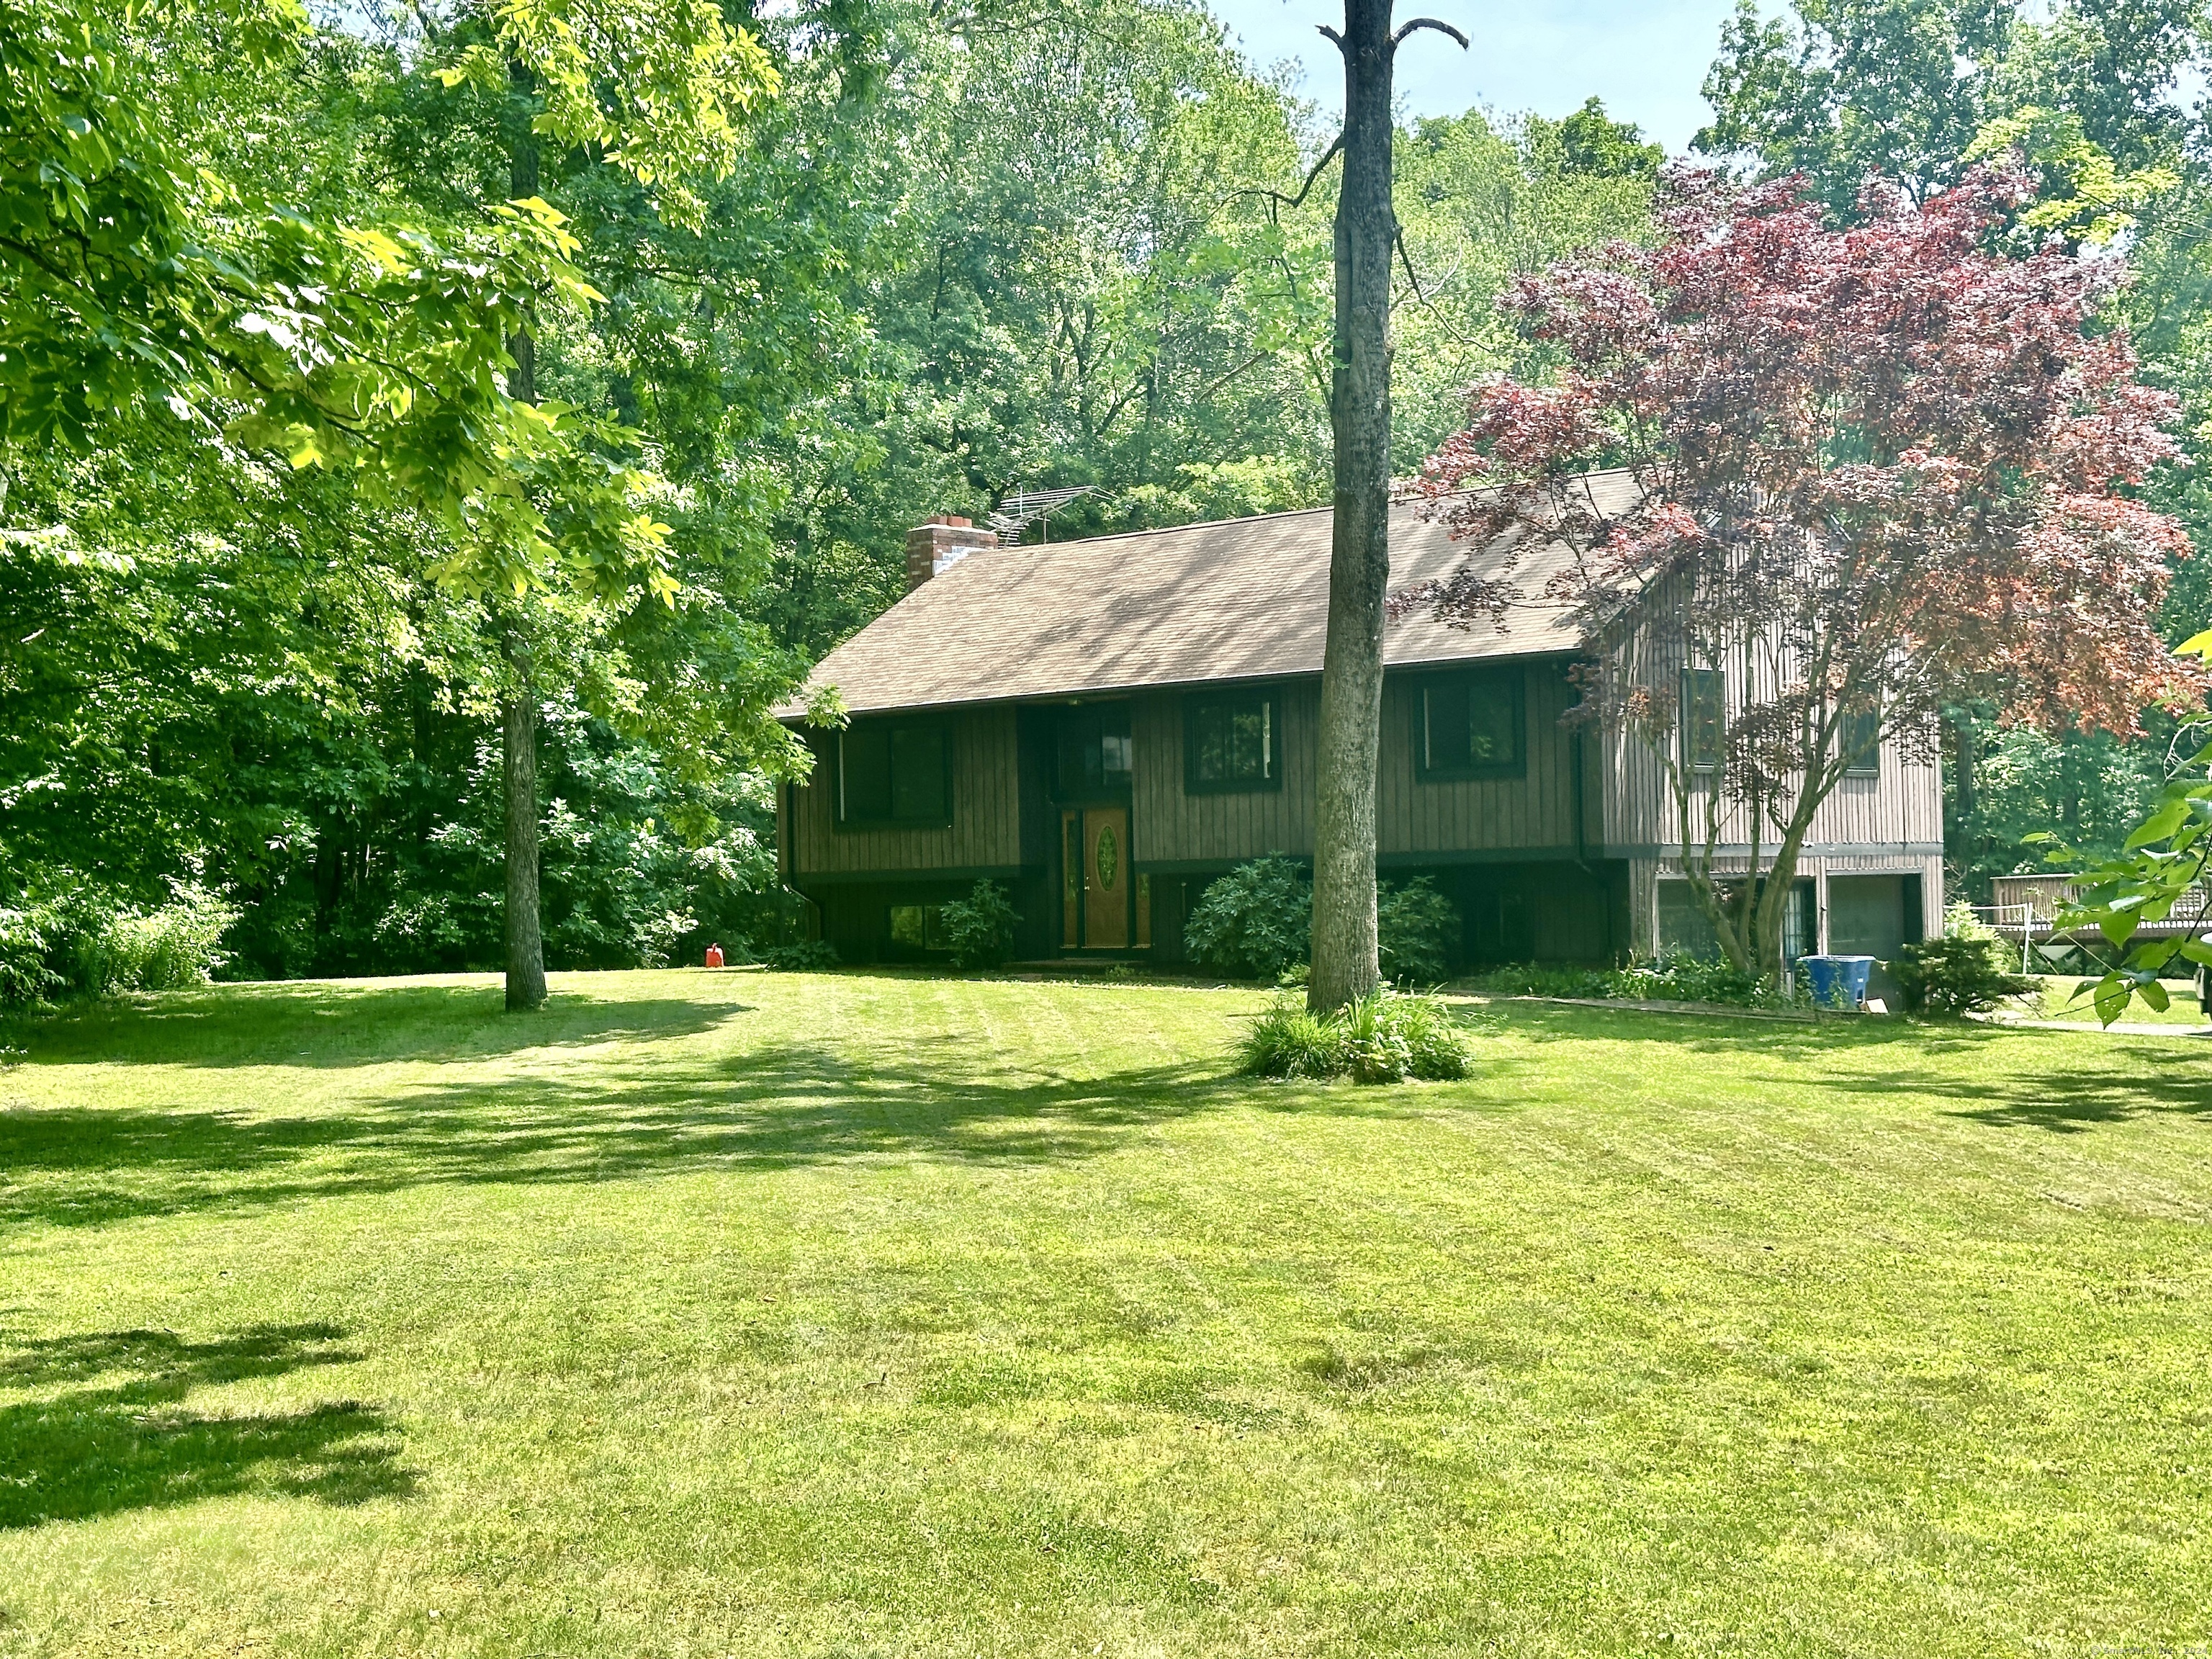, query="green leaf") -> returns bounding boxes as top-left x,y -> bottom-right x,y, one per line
2126,799 -> 2188,850
2092,976 -> 2133,1026
2130,939 -> 2179,974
